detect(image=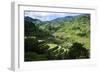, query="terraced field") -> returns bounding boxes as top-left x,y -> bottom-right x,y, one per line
24,13 -> 90,61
